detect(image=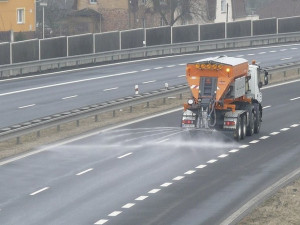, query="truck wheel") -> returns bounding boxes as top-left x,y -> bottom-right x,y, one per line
247,112 -> 254,136
234,116 -> 242,141
241,114 -> 247,139
254,107 -> 261,134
